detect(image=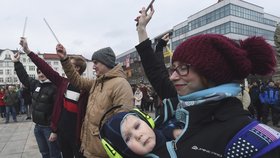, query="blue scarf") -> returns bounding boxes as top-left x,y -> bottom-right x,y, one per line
177,83 -> 241,108
171,83 -> 242,142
